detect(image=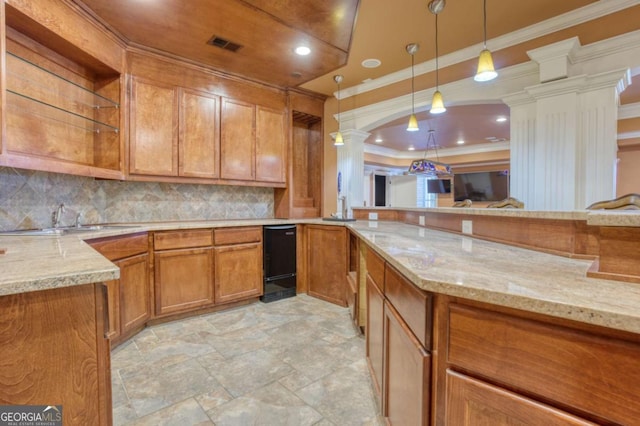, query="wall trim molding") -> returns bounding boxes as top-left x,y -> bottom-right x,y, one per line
337,0 -> 640,99
365,141 -> 511,160
619,102 -> 640,120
